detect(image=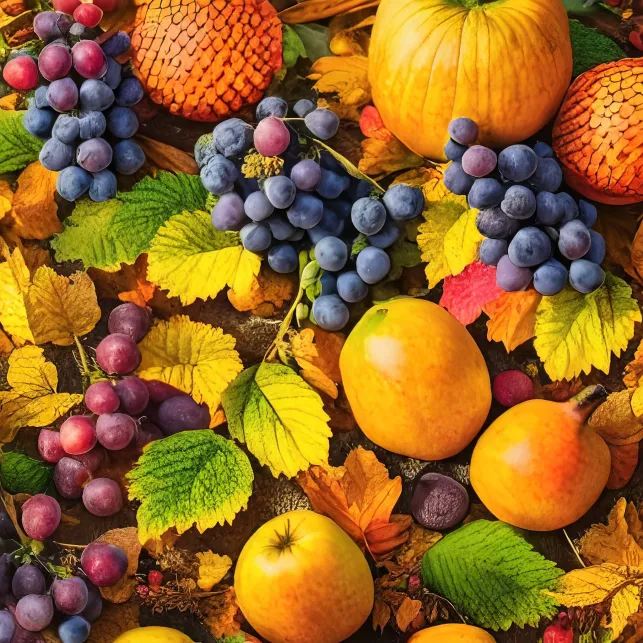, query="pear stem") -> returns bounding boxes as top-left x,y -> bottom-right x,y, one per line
570,385 -> 608,422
